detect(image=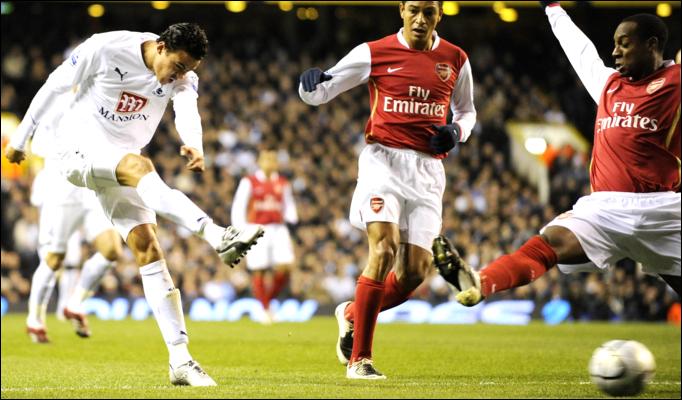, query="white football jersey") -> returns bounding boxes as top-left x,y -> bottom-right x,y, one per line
32,31 -> 201,154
